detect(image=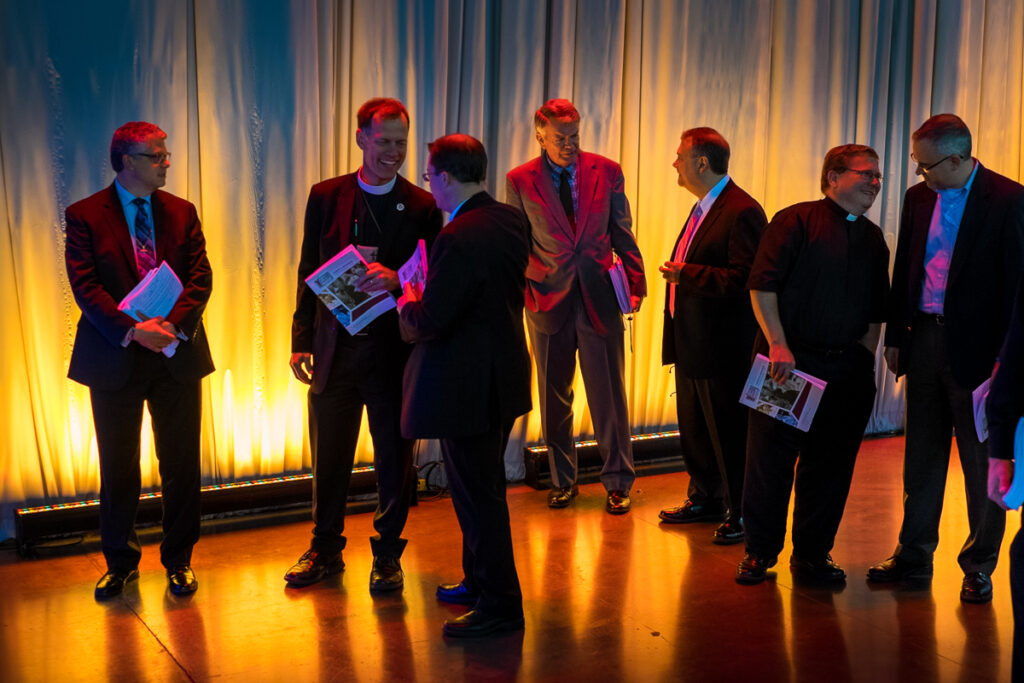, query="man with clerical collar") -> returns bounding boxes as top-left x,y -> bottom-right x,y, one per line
65,121 -> 214,599
288,98 -> 442,592
506,98 -> 647,515
870,114 -> 1024,604
737,144 -> 890,585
